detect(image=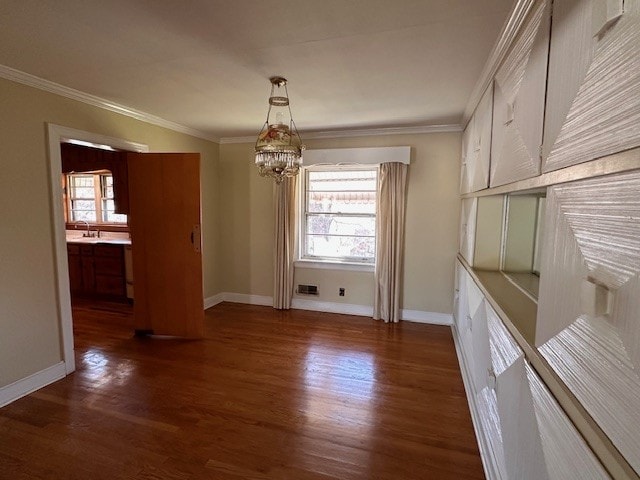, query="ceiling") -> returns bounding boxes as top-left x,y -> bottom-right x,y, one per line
0,0 -> 514,140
